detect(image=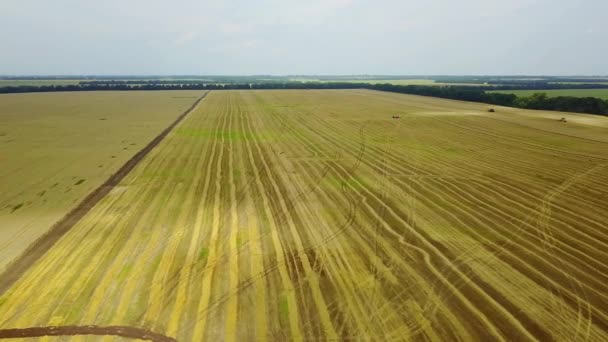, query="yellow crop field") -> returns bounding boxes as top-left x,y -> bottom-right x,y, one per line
1,90 -> 608,341
0,91 -> 203,272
